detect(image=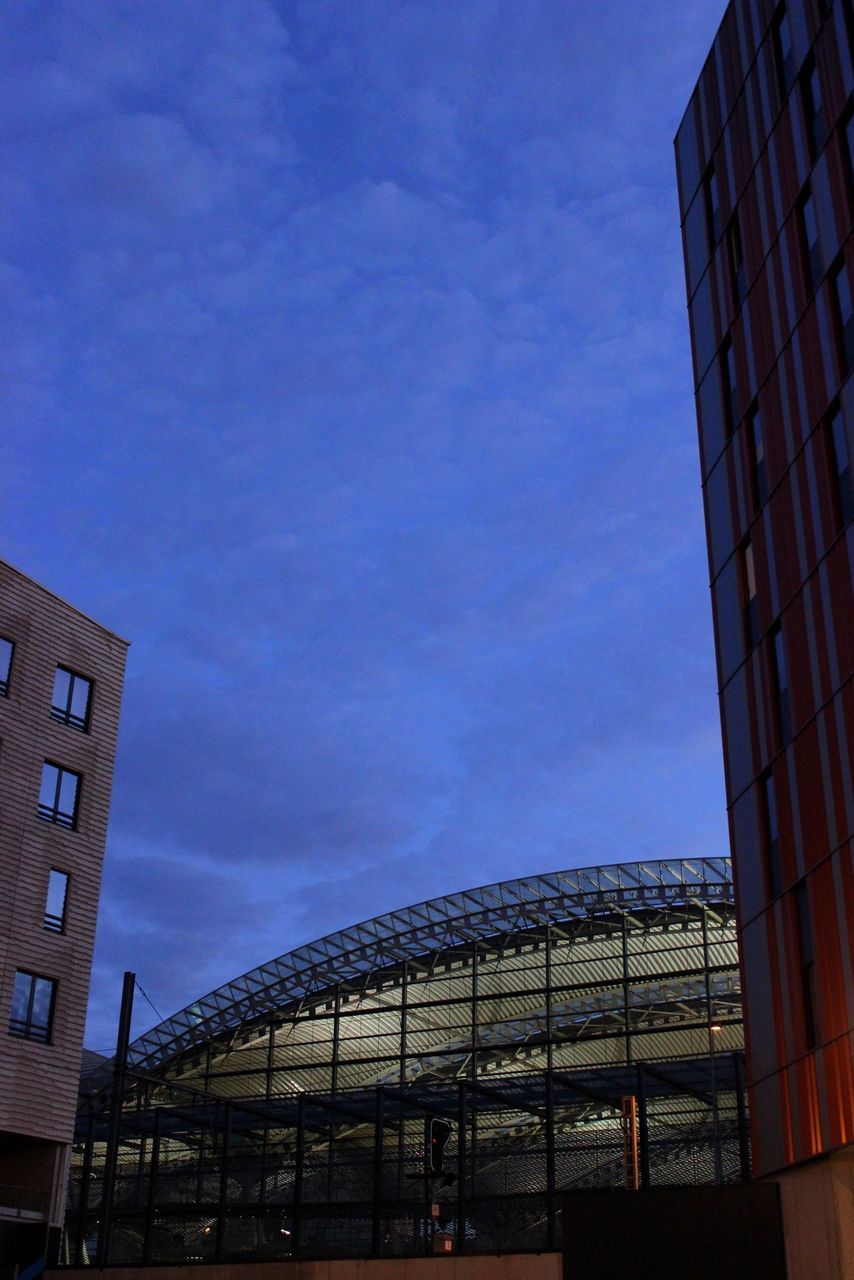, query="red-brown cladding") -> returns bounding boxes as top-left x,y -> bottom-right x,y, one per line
676,0 -> 852,1178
